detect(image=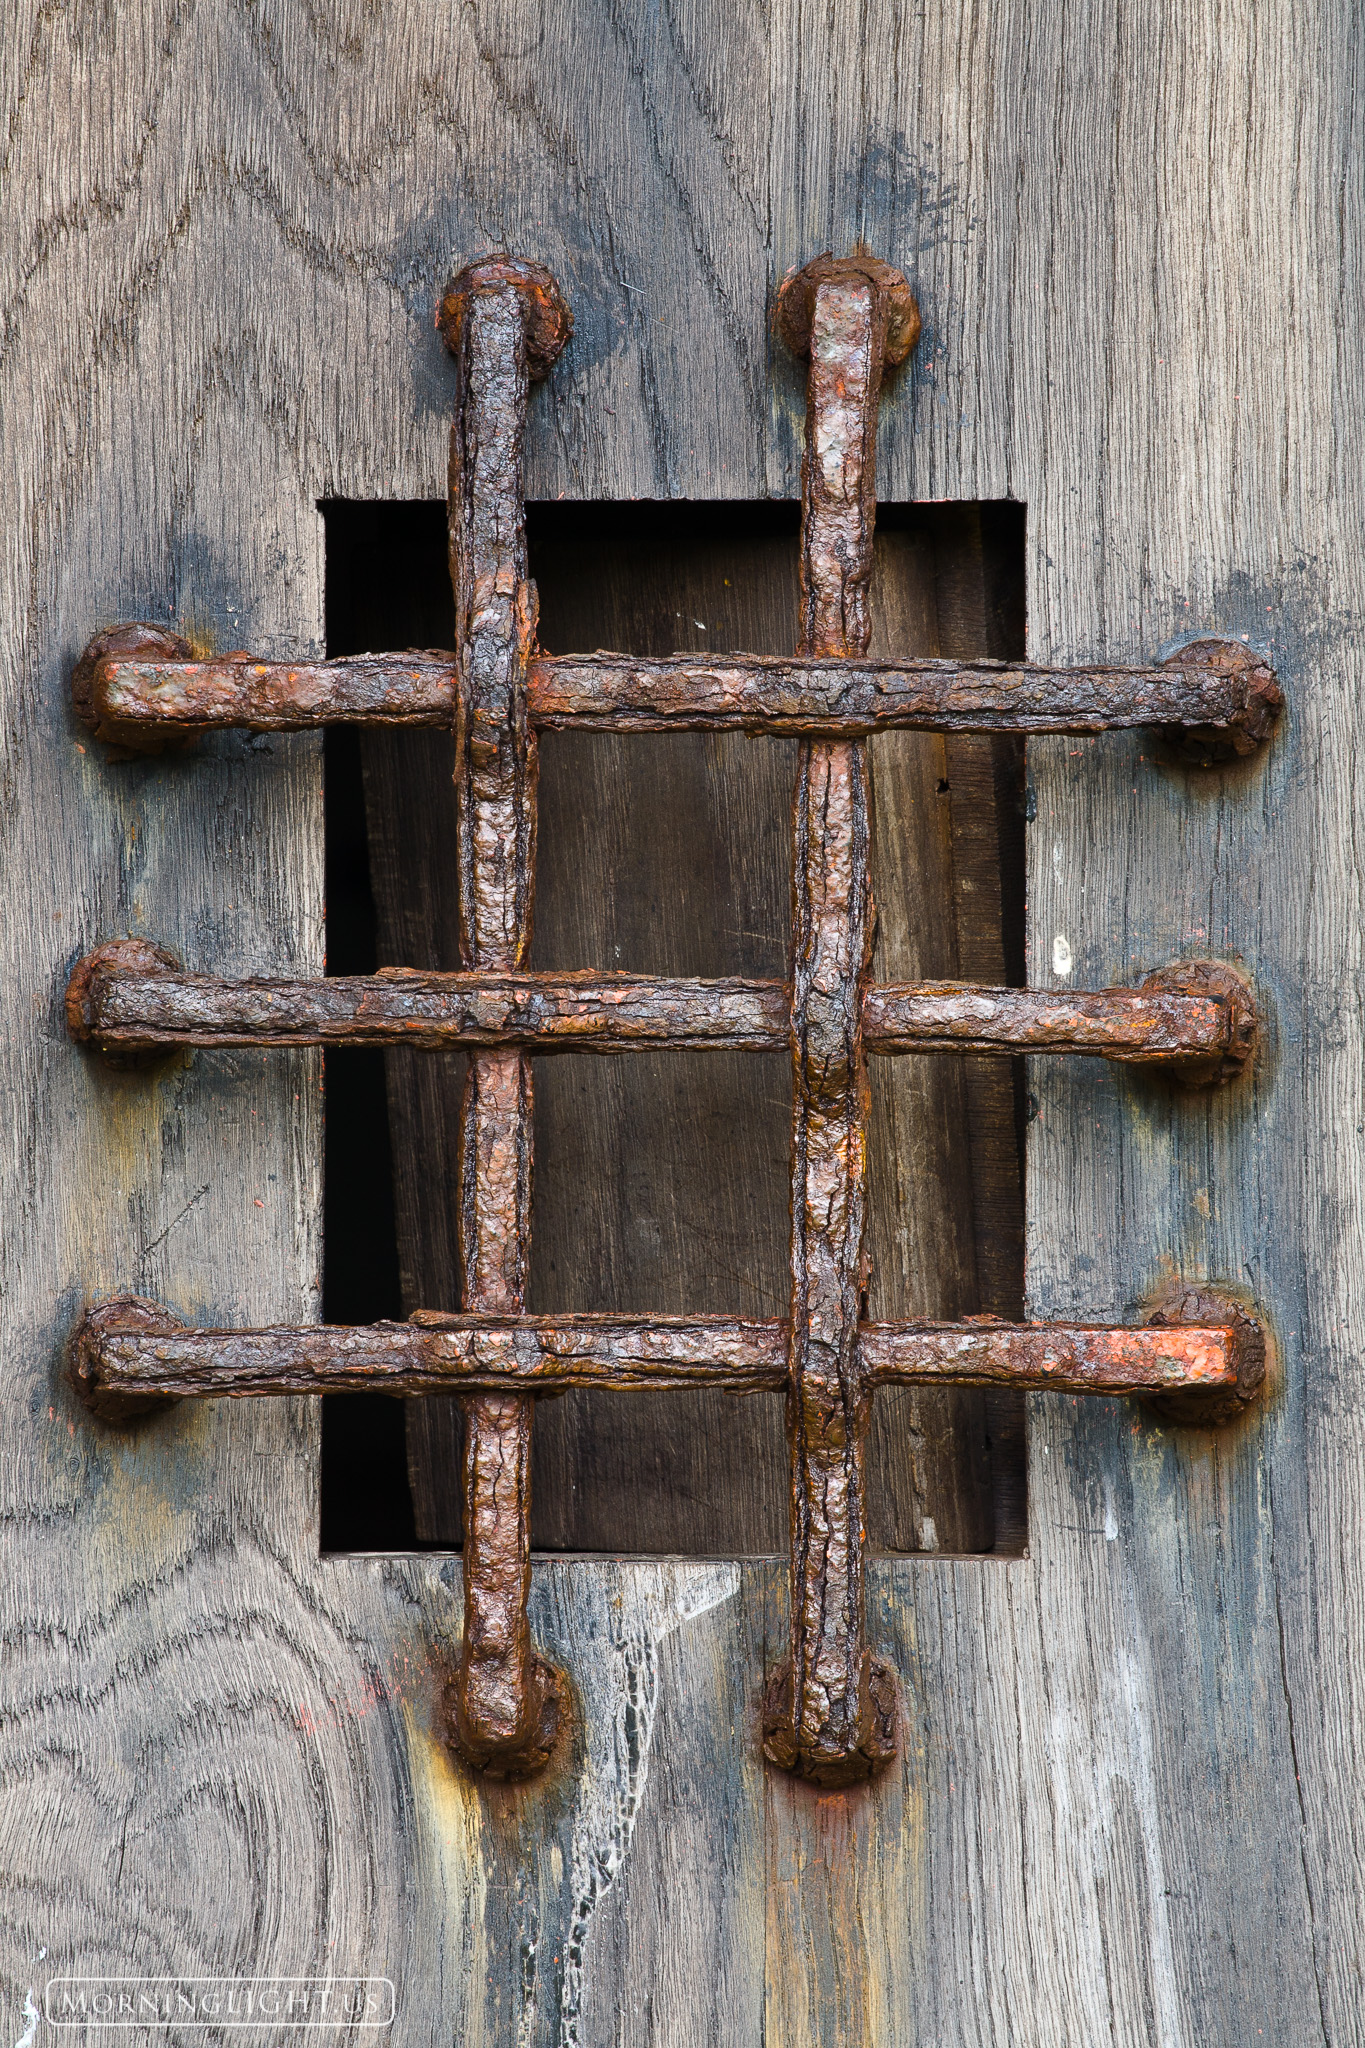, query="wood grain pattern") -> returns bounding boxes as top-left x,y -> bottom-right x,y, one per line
0,0 -> 1352,2041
